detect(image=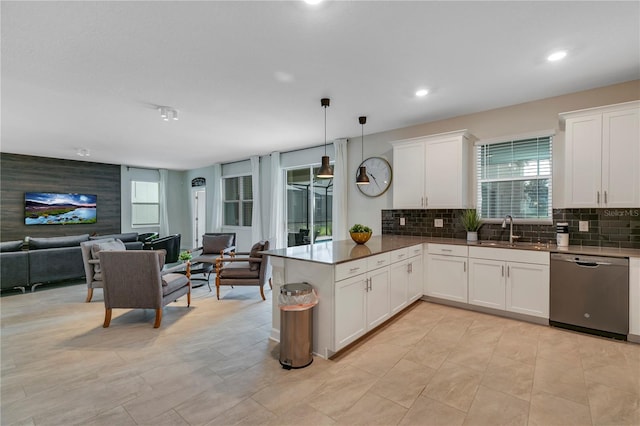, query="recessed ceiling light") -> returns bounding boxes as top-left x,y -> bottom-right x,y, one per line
547,50 -> 567,62
304,0 -> 322,5
415,89 -> 429,97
